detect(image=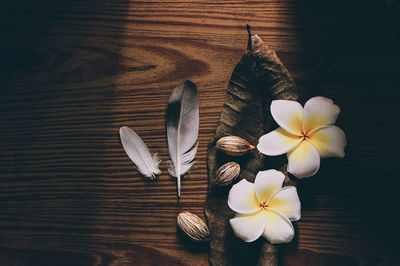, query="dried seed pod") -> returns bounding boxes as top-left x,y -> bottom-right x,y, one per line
216,136 -> 255,156
177,212 -> 210,242
213,162 -> 240,187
